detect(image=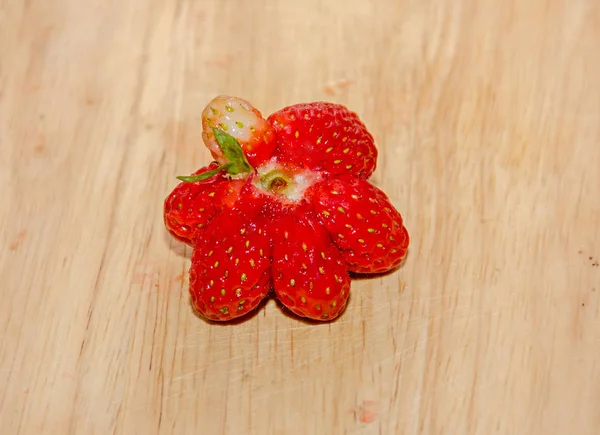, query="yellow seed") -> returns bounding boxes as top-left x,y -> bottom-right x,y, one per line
295,131 -> 299,138
338,234 -> 344,239
235,258 -> 239,265
357,213 -> 363,220
225,105 -> 234,112
333,132 -> 339,138
209,280 -> 214,286
357,152 -> 362,156
391,249 -> 397,253
343,148 -> 350,153
226,246 -> 233,254
224,270 -> 229,277
241,273 -> 247,281
332,301 -> 337,307
342,137 -> 348,142
302,243 -> 308,252
208,250 -> 213,256
284,231 -> 288,239
319,267 -> 325,274
345,224 -> 353,229
389,236 -> 395,241
290,279 -> 296,287
208,192 -> 215,197
250,259 -> 255,267
258,228 -> 262,234
322,313 -> 329,319
237,304 -> 244,311
220,307 -> 229,315
199,207 -> 205,212
322,210 -> 331,216
213,261 -> 219,268
369,198 -> 376,203
221,288 -> 226,296
368,228 -> 375,233
351,195 -> 358,200
245,240 -> 250,248
309,282 -> 314,290
377,243 -> 383,248
260,249 -> 264,256
358,238 -> 365,243
316,304 -> 322,311
325,147 -> 334,153
236,121 -> 244,128
304,113 -> 310,119
301,263 -> 307,270
210,107 -> 219,115
346,165 -> 353,169
317,136 -> 322,144
337,206 -> 345,213
210,296 -> 215,302
382,223 -> 388,228
219,123 -> 228,131
334,160 -> 342,164
325,287 -> 330,295
236,288 -> 242,297
370,210 -> 377,215
240,228 -> 246,234
321,252 -> 326,259
331,190 -> 339,195
197,223 -> 203,228
301,296 -> 307,304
